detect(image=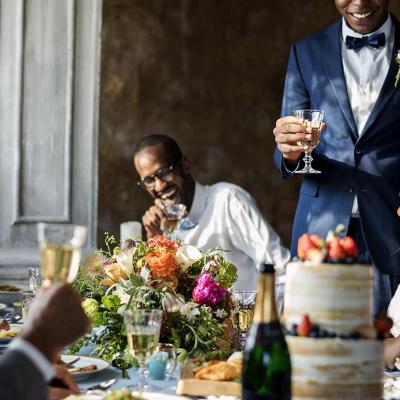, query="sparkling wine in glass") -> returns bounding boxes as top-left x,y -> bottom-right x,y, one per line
161,203 -> 187,234
294,109 -> 324,174
37,223 -> 87,283
231,290 -> 257,349
124,309 -> 163,391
